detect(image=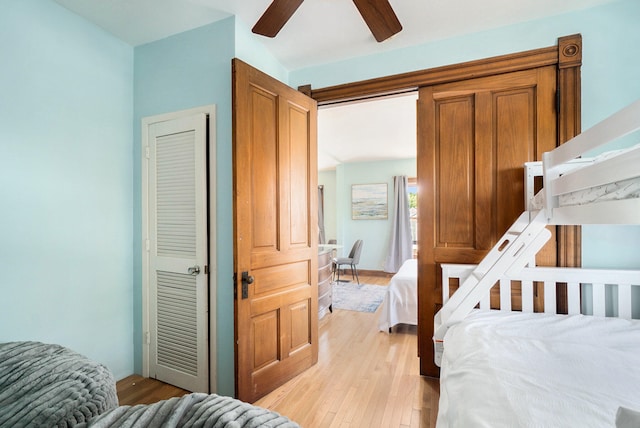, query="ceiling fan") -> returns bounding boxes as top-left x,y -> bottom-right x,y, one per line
252,0 -> 402,42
